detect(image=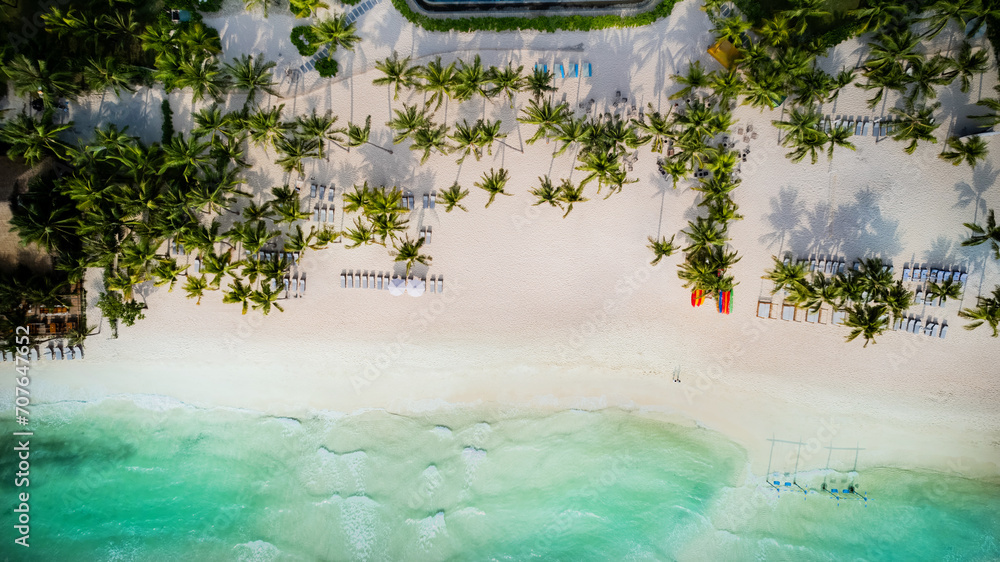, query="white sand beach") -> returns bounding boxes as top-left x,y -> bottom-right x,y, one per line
26,0 -> 1000,481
